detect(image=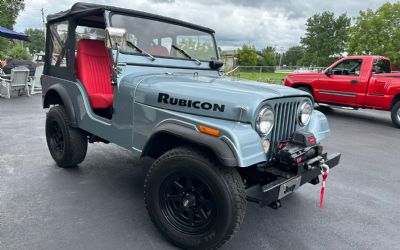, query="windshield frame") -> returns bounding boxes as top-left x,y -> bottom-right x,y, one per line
108,12 -> 220,63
